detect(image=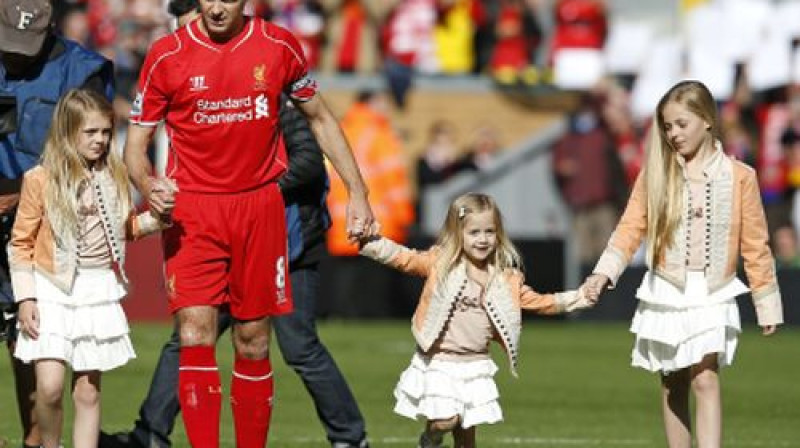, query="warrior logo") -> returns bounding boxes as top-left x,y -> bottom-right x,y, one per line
189,75 -> 208,92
